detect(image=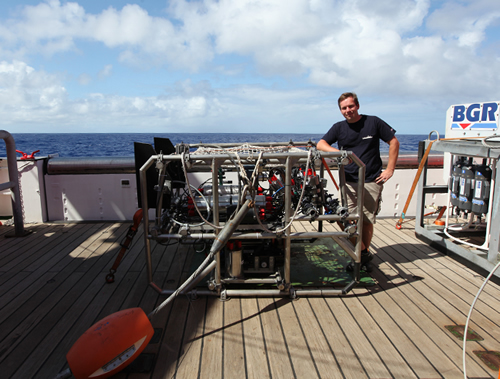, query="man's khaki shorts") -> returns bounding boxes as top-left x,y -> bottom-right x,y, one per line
345,182 -> 383,224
